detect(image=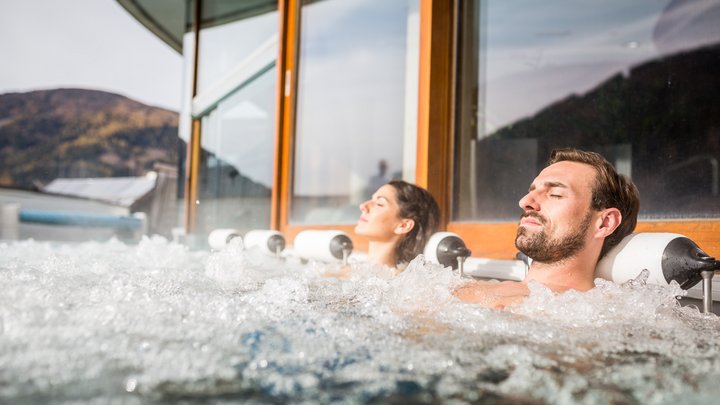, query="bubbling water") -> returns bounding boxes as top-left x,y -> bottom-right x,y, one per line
1,237 -> 719,404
